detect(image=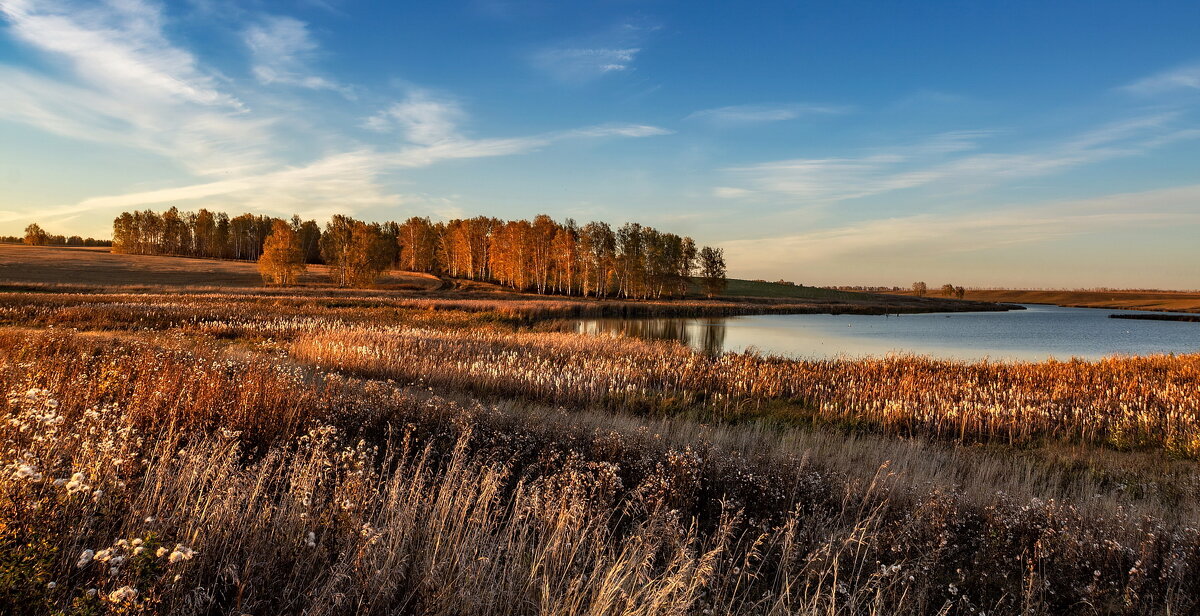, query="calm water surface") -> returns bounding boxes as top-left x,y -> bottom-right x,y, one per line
573,304 -> 1200,361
